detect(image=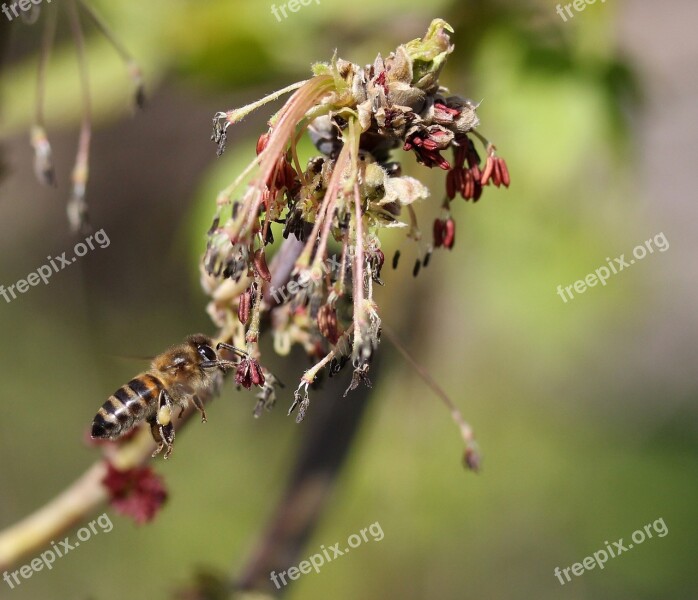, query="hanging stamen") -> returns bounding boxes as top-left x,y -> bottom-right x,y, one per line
31,4 -> 58,187
66,0 -> 92,235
